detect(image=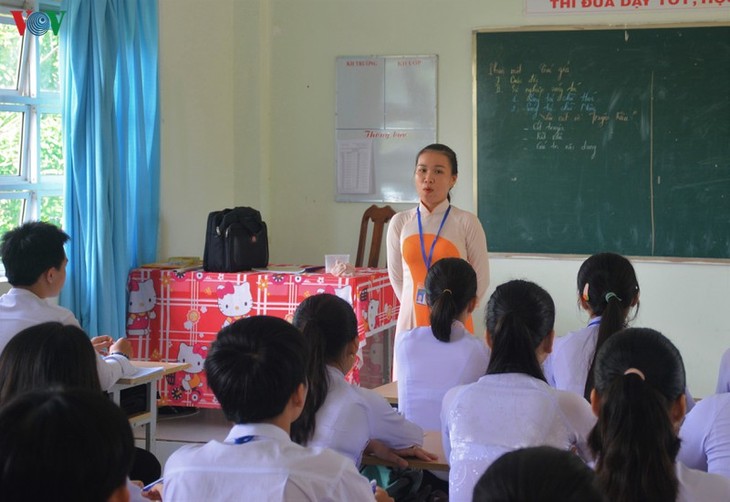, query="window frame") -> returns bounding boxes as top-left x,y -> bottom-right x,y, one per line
0,1 -> 63,230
